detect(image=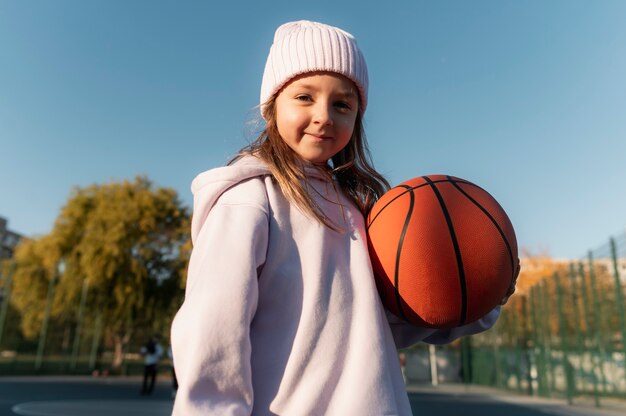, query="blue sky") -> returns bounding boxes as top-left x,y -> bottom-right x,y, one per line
1,0 -> 625,259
